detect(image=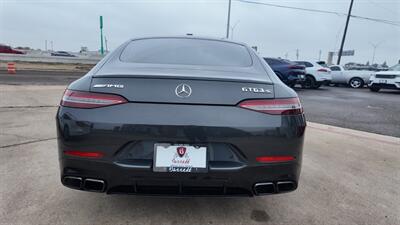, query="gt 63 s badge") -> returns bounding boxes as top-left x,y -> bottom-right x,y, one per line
242,87 -> 271,93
